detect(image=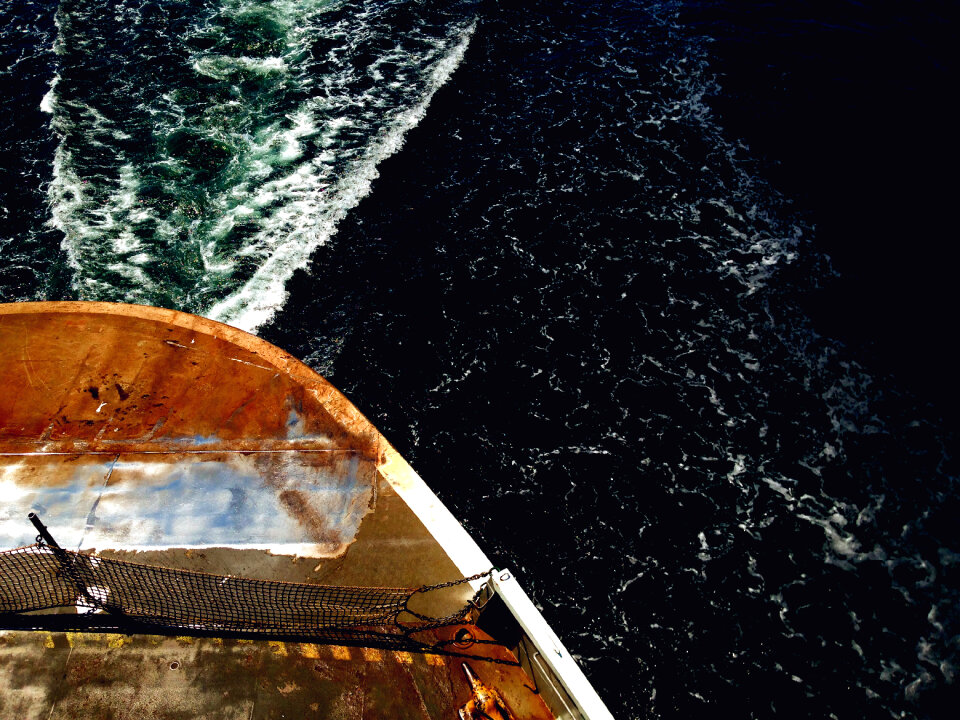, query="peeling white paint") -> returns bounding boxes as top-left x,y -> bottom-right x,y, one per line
0,452 -> 374,559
